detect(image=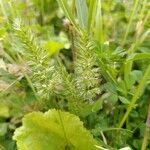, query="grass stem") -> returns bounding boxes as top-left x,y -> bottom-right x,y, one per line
141,103 -> 150,150
119,64 -> 150,128
122,0 -> 139,46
